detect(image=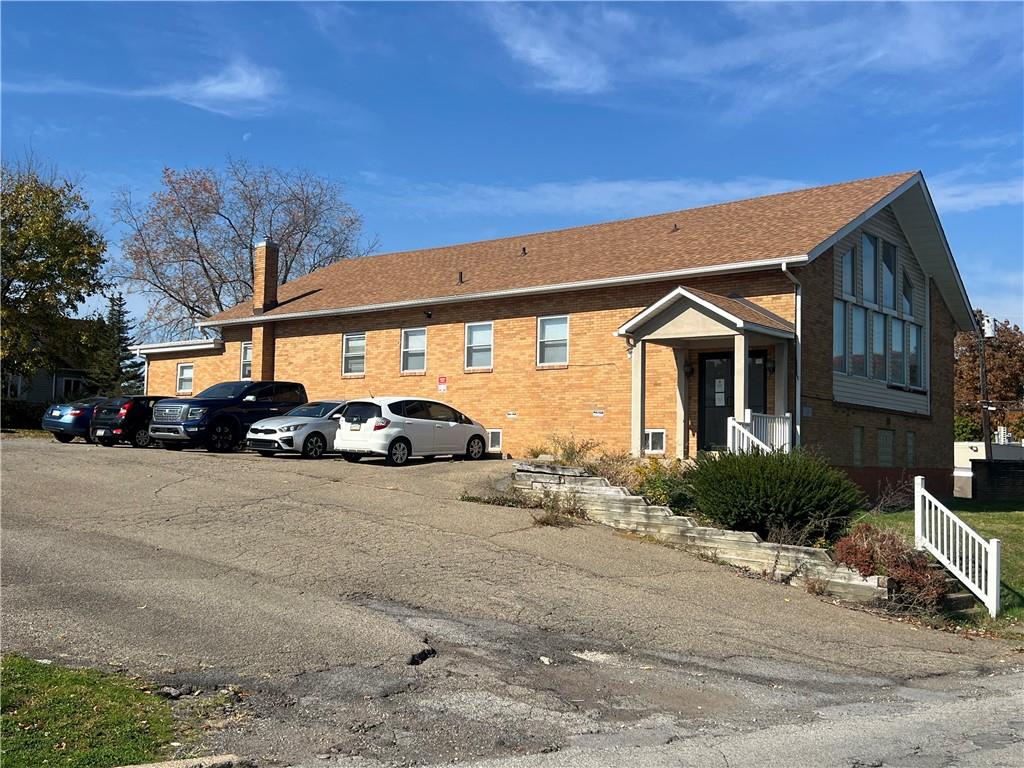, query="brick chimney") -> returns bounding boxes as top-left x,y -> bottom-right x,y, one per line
252,238 -> 279,314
